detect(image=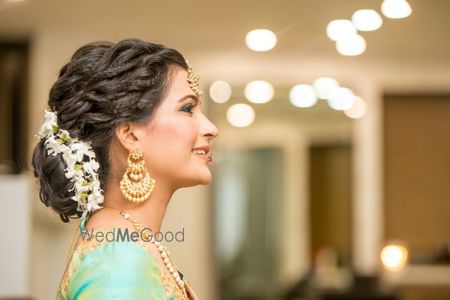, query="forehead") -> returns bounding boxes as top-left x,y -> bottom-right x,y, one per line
164,66 -> 201,104
167,67 -> 191,96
